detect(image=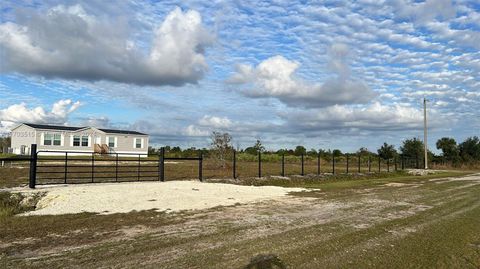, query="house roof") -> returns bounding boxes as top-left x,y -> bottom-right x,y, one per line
97,128 -> 147,135
23,123 -> 82,131
22,123 -> 147,135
